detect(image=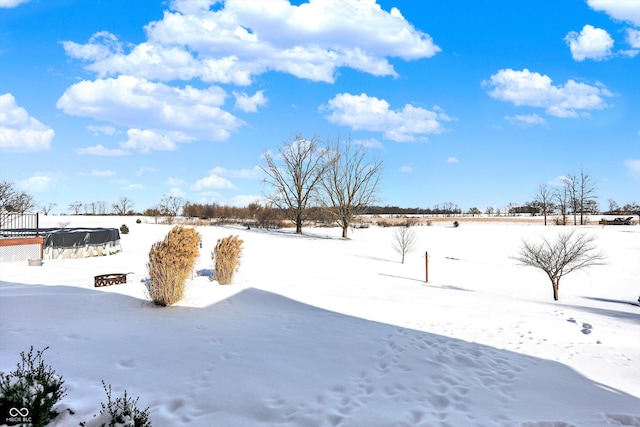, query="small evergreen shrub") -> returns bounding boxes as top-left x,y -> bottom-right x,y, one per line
147,226 -> 201,306
81,381 -> 150,427
120,224 -> 130,234
0,346 -> 66,427
213,235 -> 244,285
136,219 -> 142,224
